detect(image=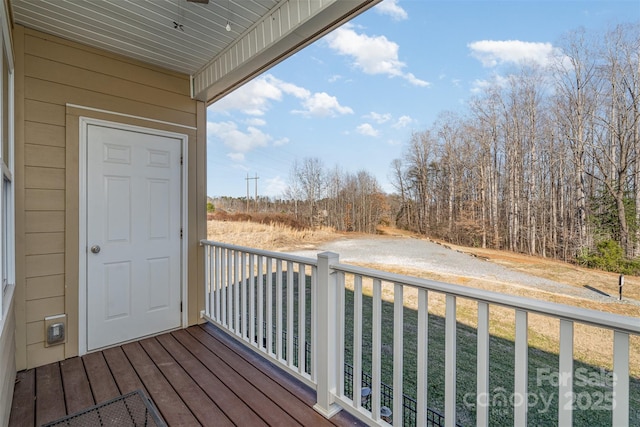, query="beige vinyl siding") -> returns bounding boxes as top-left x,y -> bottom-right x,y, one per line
0,296 -> 16,427
14,25 -> 206,370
